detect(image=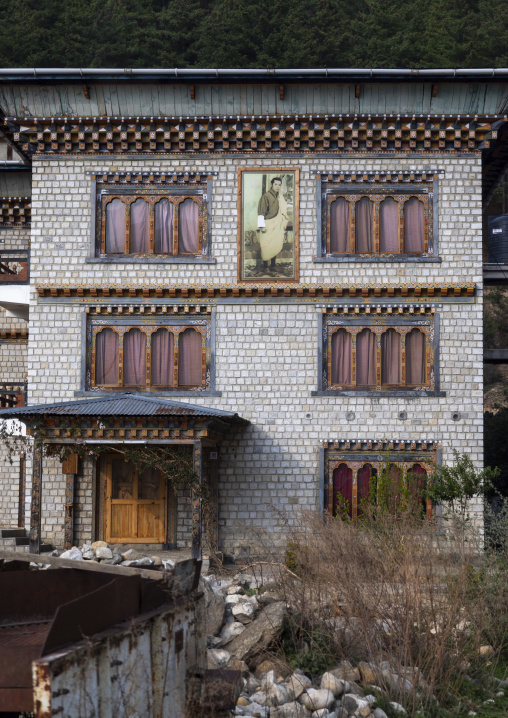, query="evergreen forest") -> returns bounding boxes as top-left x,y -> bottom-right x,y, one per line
0,0 -> 507,69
